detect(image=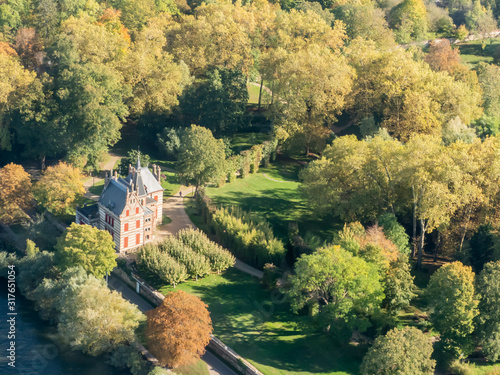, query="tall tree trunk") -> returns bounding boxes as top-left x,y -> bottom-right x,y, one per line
459,205 -> 473,256
417,219 -> 426,269
271,80 -> 274,106
434,230 -> 441,262
258,77 -> 264,111
40,155 -> 46,170
411,185 -> 417,258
